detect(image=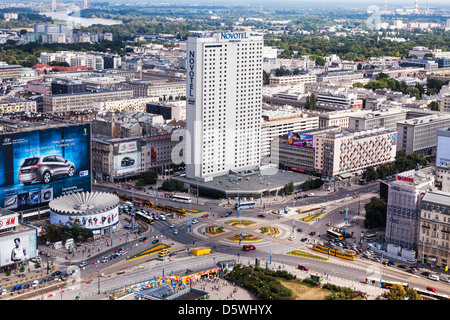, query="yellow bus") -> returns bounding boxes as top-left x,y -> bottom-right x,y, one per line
327,229 -> 344,241
365,277 -> 408,289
